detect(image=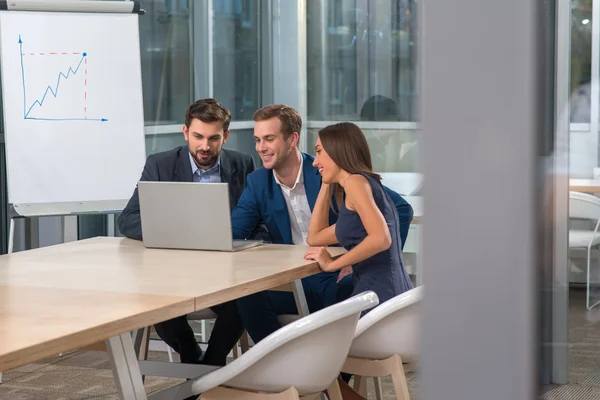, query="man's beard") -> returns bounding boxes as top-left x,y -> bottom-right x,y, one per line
191,149 -> 218,168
